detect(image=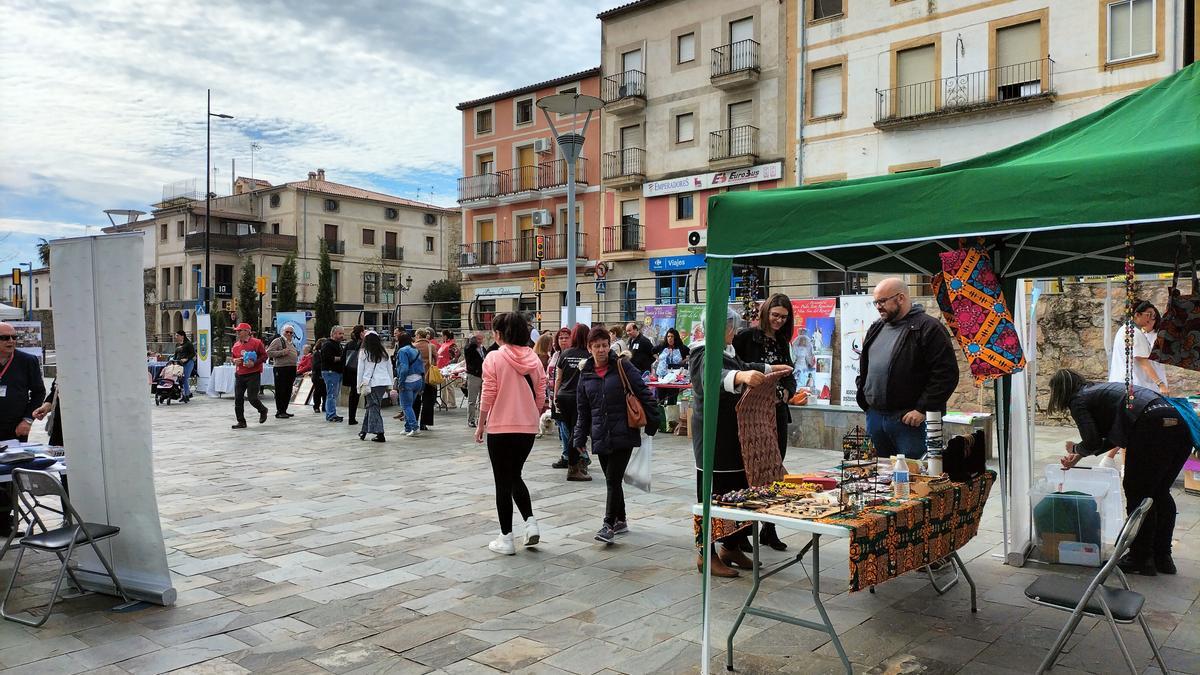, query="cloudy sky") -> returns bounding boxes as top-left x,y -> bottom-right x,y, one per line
0,0 -> 610,267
